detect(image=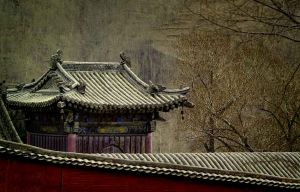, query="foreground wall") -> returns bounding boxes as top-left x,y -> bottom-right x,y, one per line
0,155 -> 286,192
